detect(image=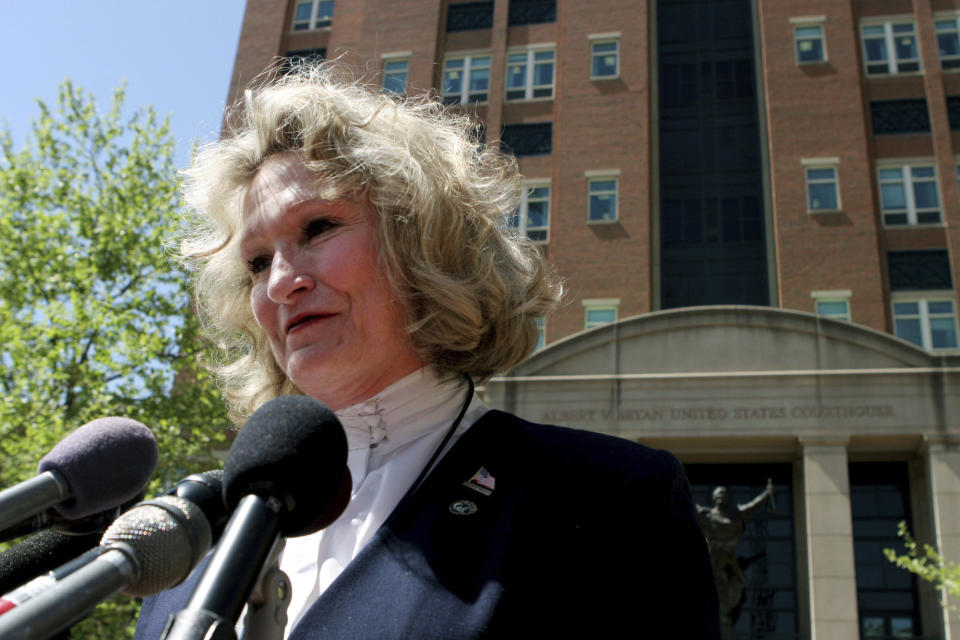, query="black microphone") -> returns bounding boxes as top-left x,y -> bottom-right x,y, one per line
0,417 -> 158,541
159,395 -> 351,640
0,492 -> 144,596
0,493 -> 214,640
0,471 -> 226,618
166,470 -> 229,543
